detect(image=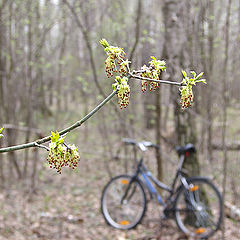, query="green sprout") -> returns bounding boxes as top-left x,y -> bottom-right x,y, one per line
99,39 -> 110,48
